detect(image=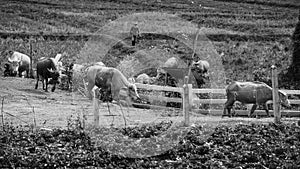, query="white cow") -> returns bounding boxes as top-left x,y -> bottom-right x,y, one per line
7,51 -> 31,77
